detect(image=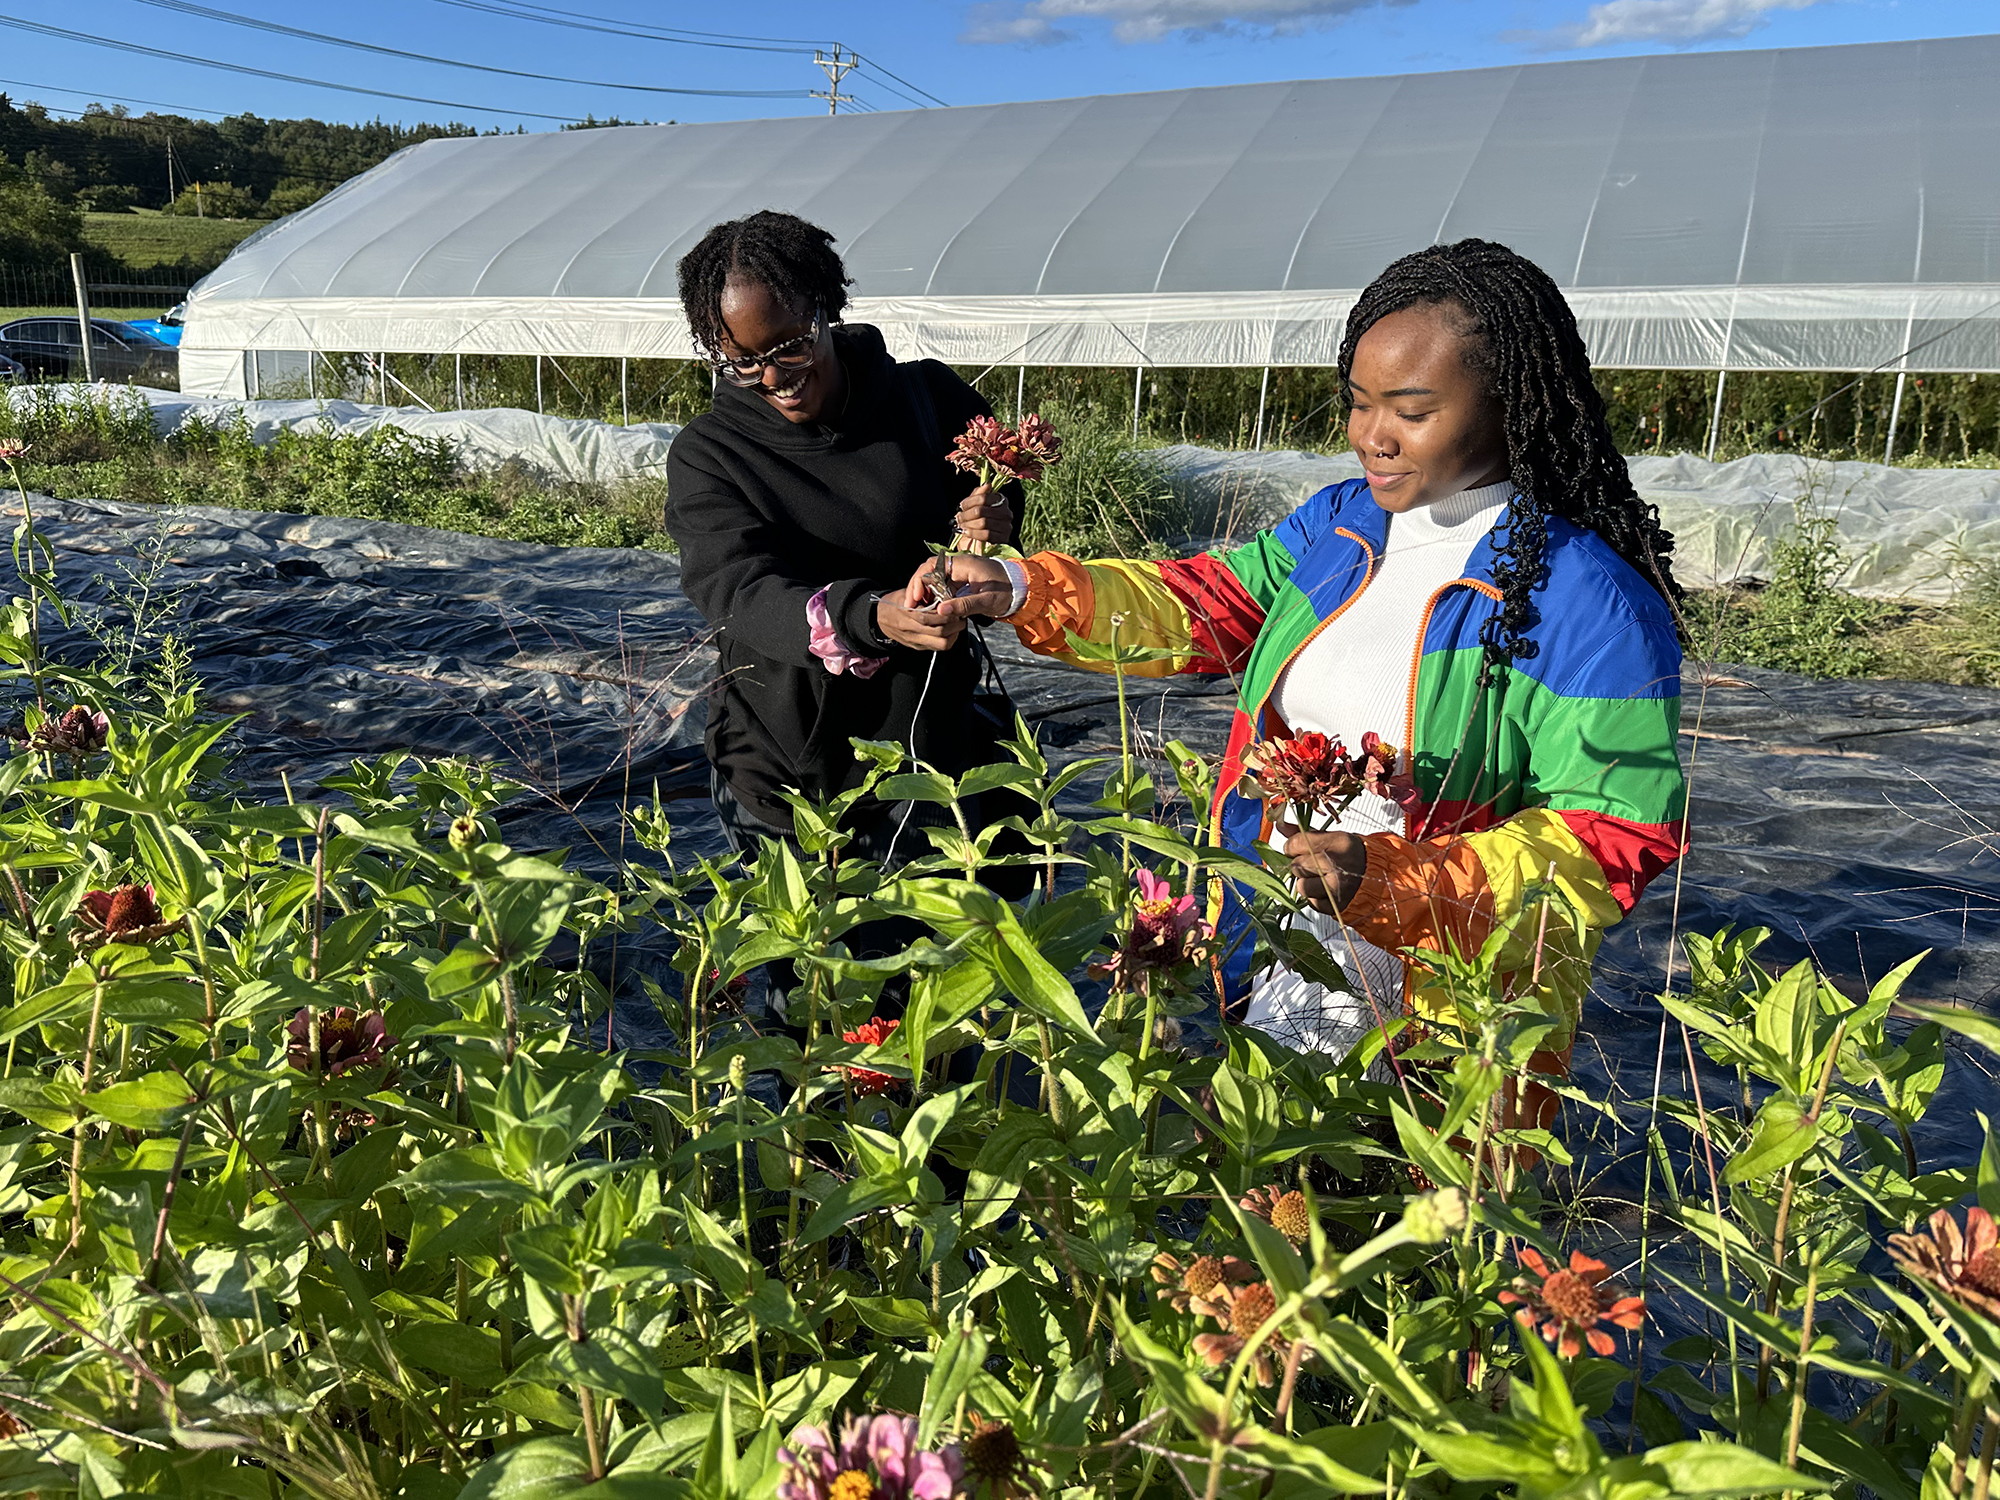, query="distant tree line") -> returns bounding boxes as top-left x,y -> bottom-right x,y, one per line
0,96 -> 523,269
